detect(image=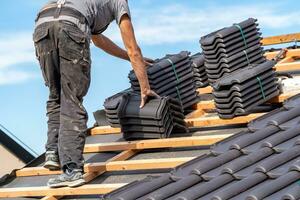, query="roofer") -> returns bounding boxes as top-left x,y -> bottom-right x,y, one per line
33,0 -> 158,188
